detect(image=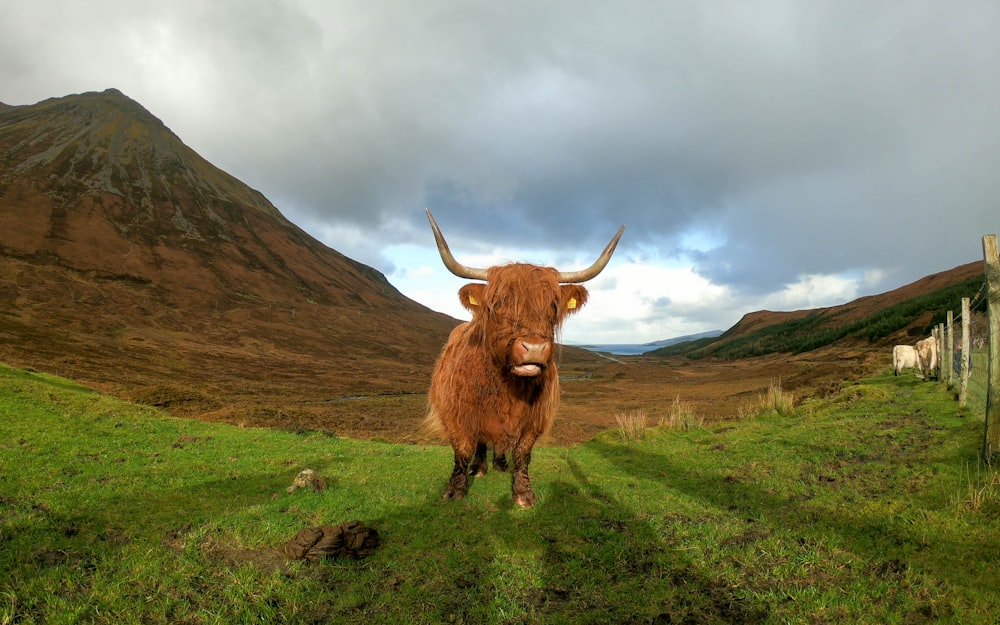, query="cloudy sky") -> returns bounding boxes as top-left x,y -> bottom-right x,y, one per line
3,1 -> 999,344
